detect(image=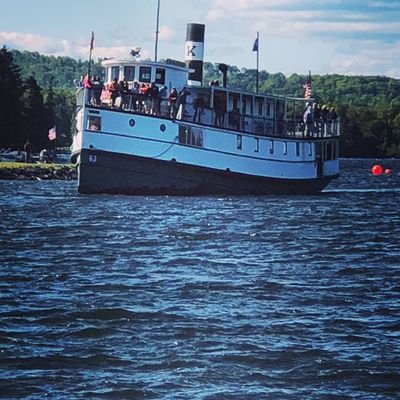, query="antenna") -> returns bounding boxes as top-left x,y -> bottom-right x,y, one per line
155,0 -> 160,62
